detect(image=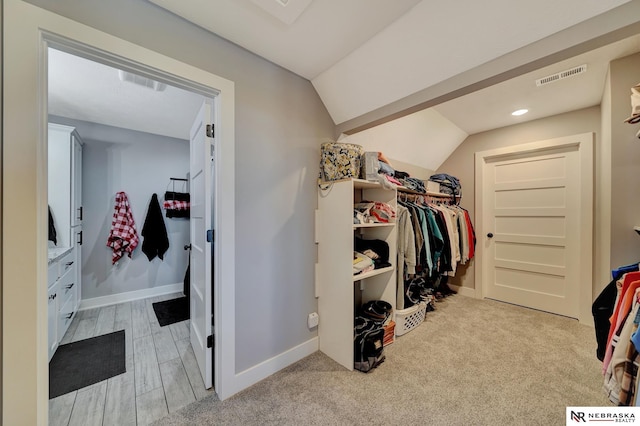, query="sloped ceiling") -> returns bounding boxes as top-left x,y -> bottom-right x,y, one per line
434,33 -> 640,135
48,1 -> 640,174
148,0 -> 630,125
